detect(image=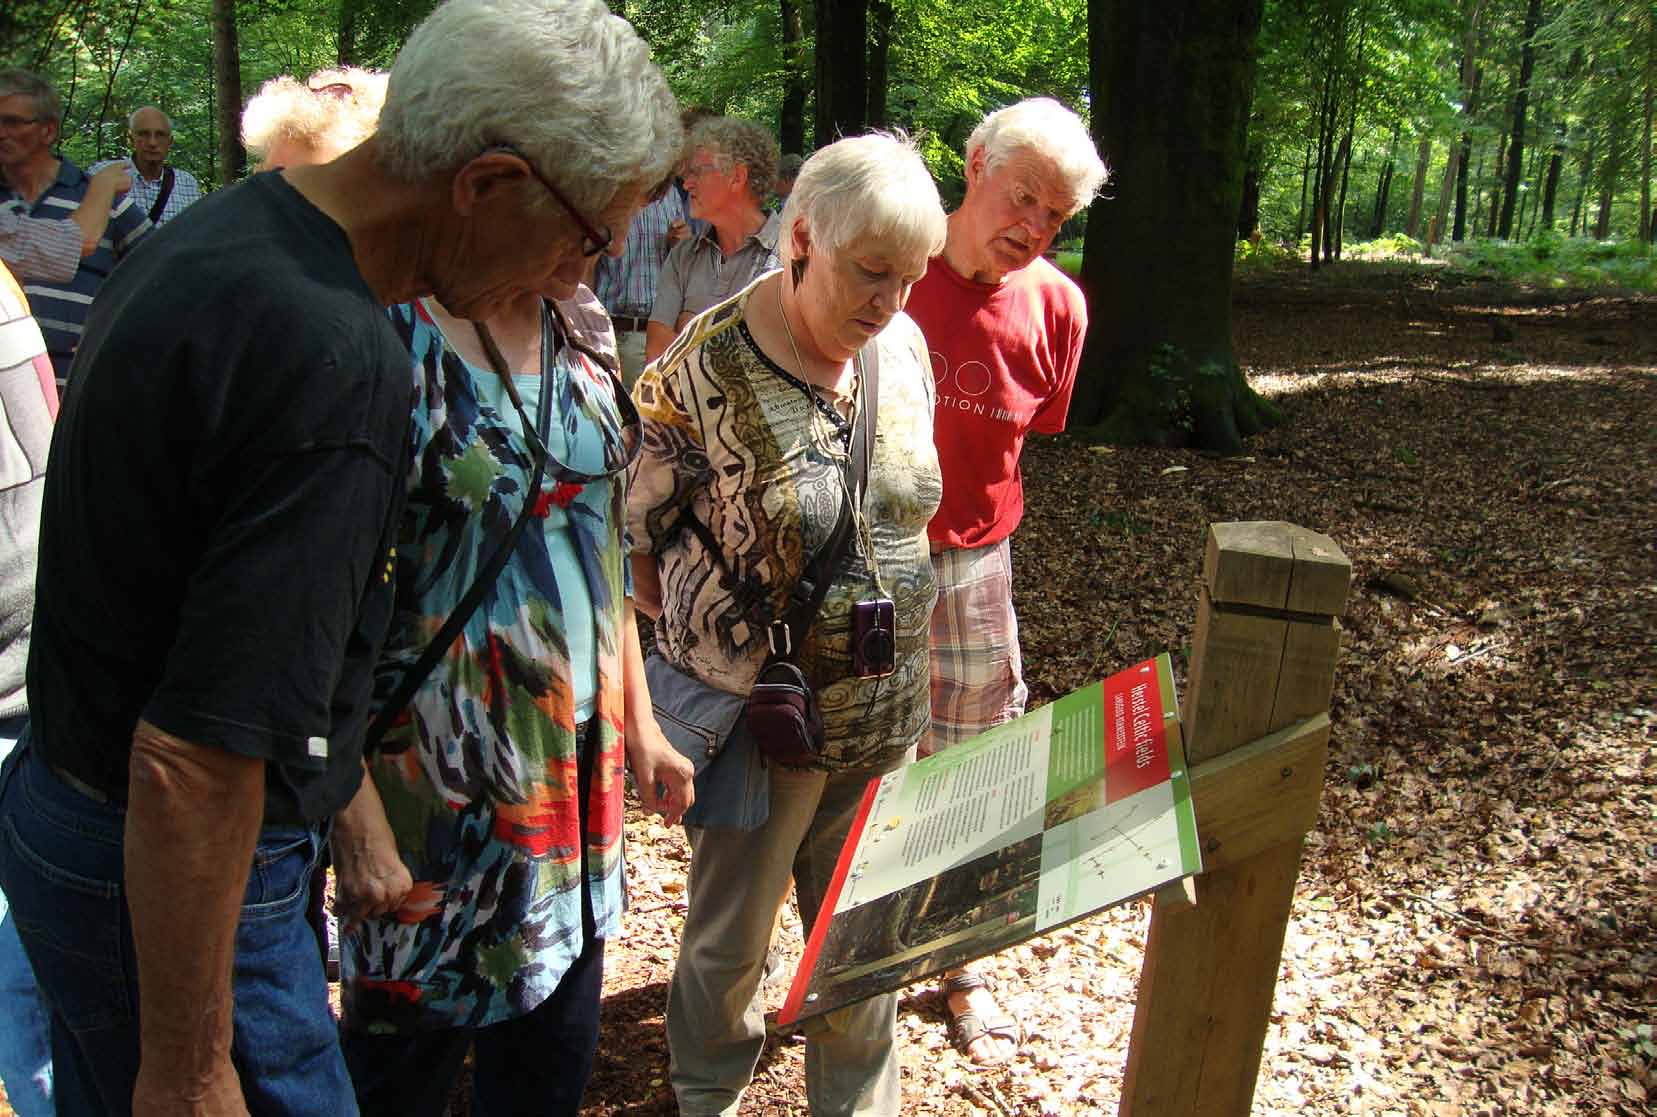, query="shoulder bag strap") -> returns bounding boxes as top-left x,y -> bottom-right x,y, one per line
765,336 -> 879,663
147,167 -> 175,224
363,310 -> 556,750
